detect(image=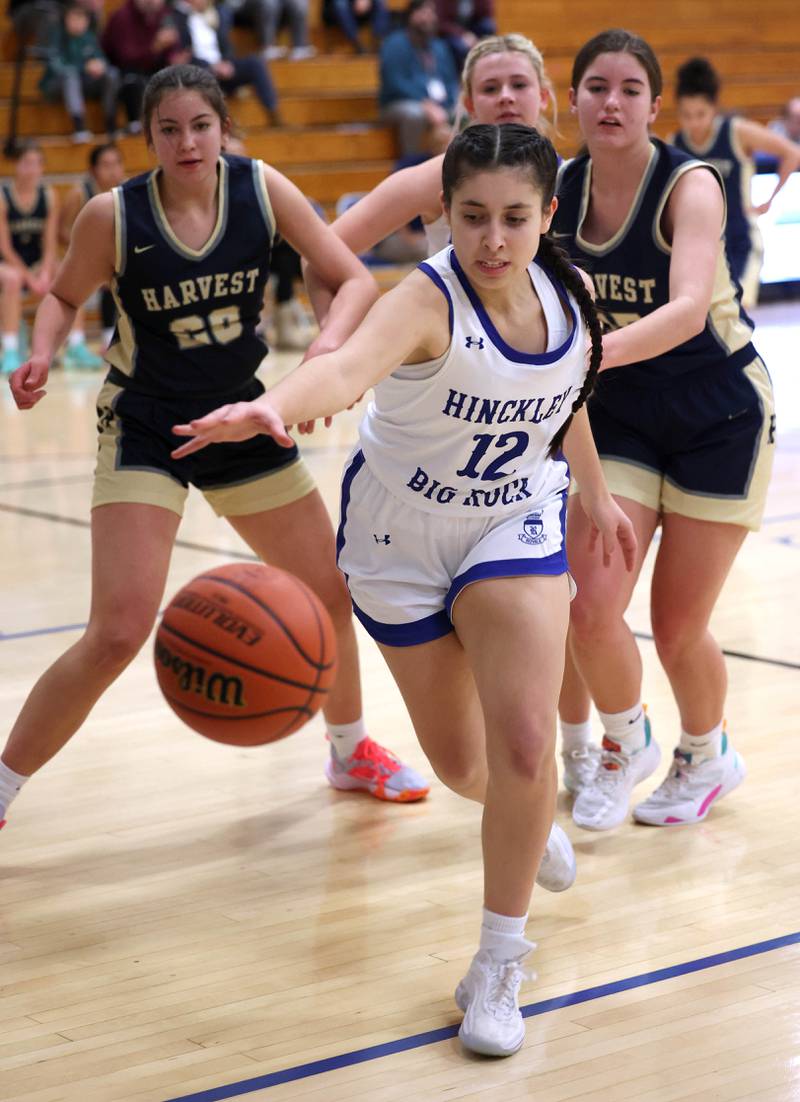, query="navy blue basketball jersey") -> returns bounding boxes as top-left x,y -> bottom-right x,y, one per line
553,139 -> 755,386
82,178 -> 96,204
2,183 -> 50,267
672,115 -> 754,267
107,154 -> 274,398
